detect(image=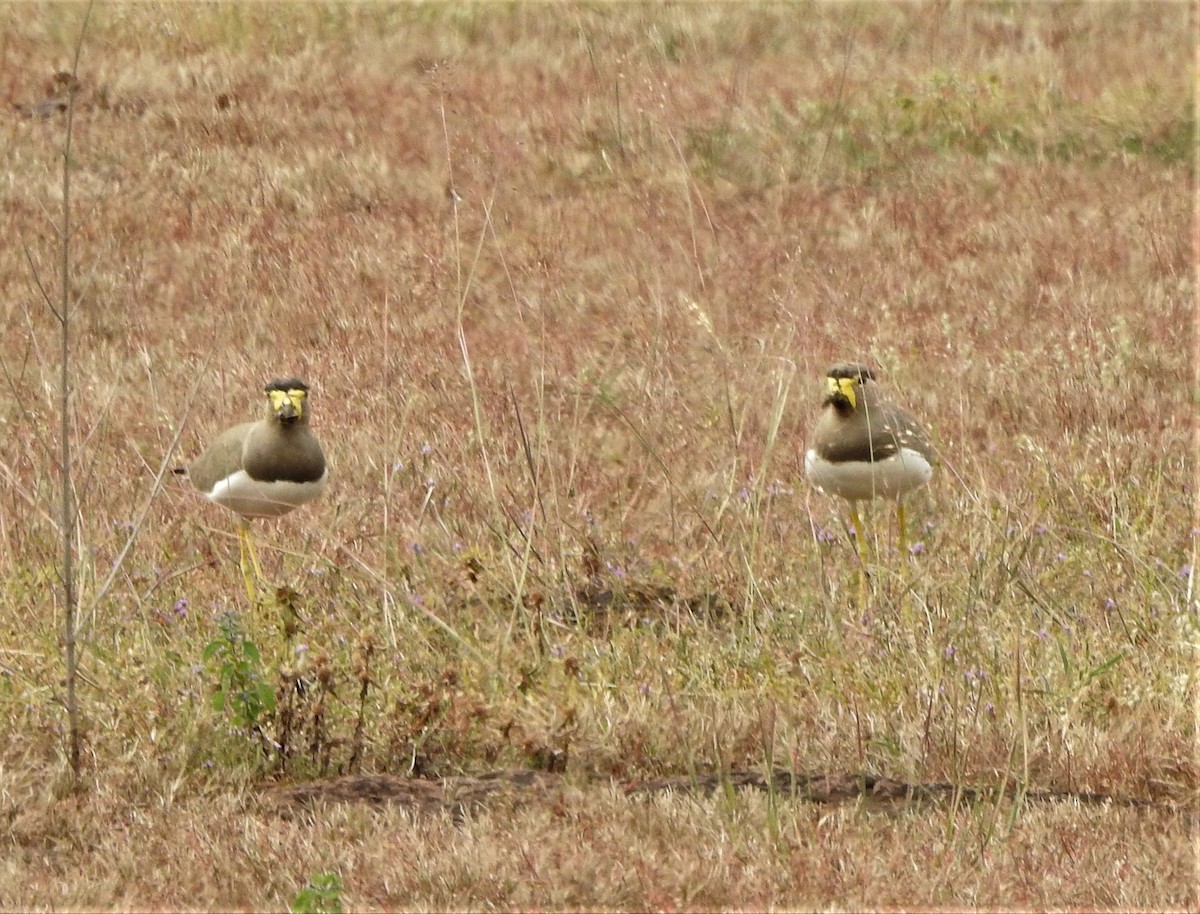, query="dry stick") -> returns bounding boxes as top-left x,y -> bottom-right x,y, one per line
52,0 -> 95,780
